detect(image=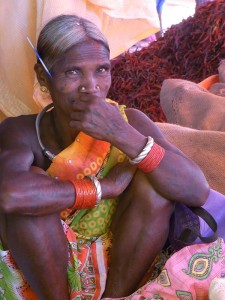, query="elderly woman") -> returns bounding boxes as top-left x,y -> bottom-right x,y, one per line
0,14 -> 209,300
